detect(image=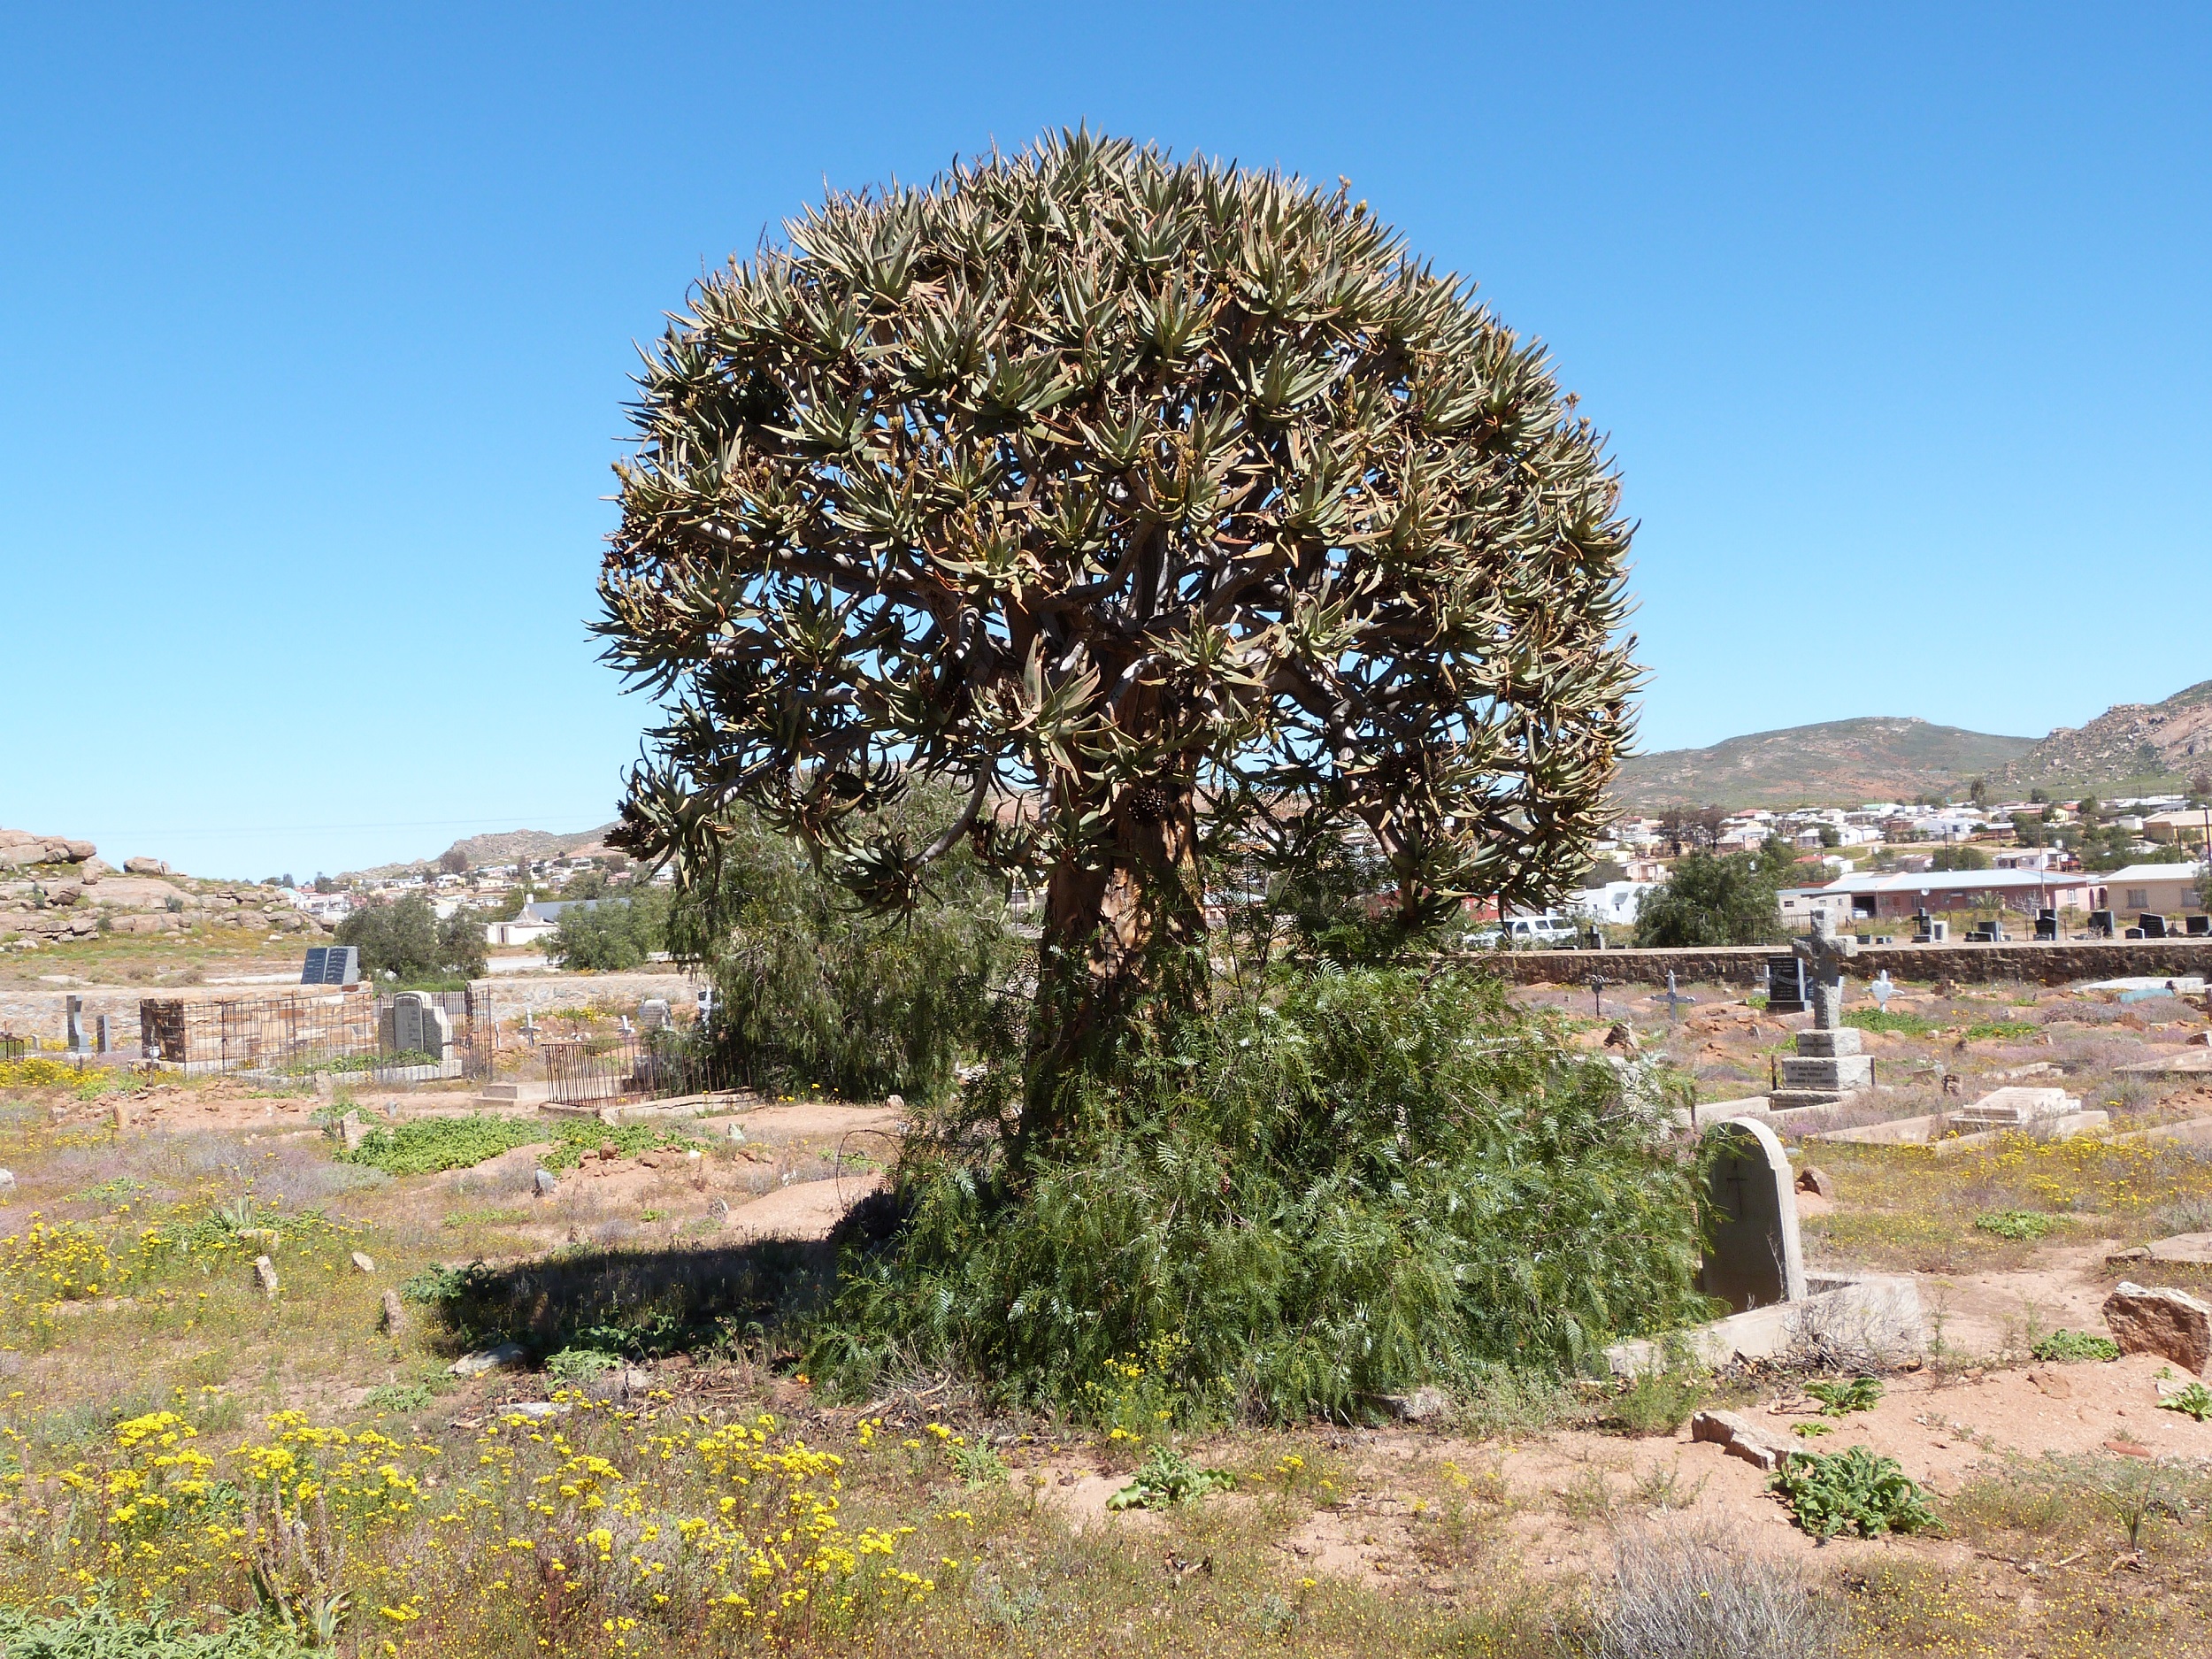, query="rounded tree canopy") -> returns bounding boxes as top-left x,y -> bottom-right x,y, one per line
600,128 -> 1638,945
